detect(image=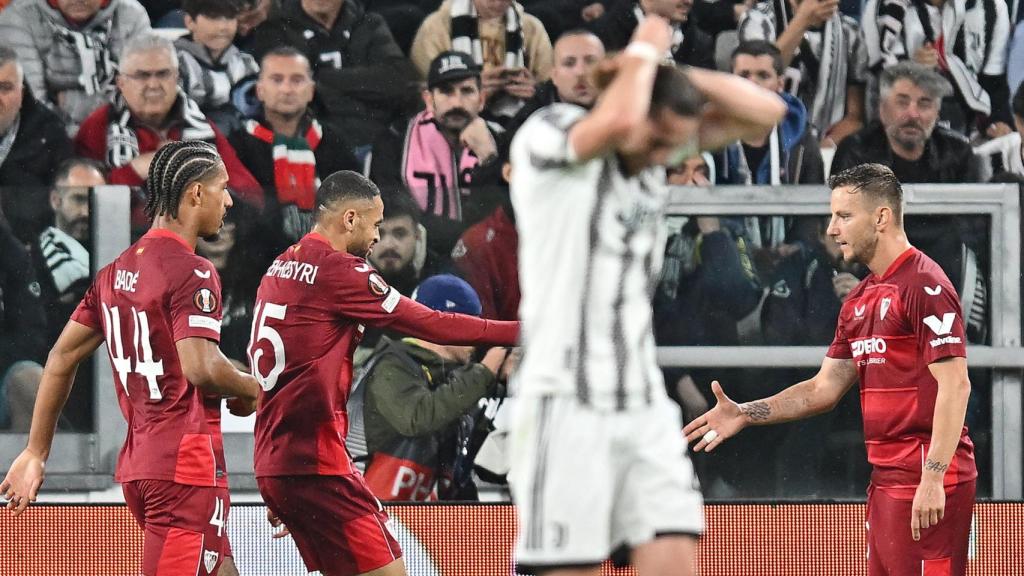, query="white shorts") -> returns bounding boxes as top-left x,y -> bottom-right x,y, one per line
509,394 -> 704,571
